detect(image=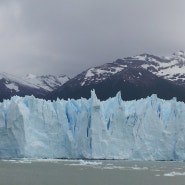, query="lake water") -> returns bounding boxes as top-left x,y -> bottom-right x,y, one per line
0,159 -> 185,185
